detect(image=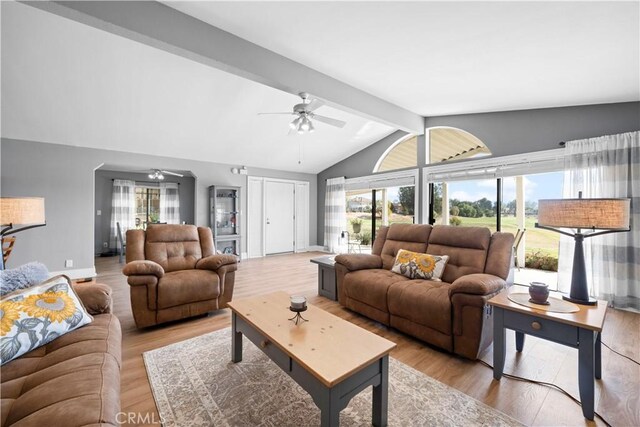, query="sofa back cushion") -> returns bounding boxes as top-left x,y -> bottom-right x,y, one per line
145,225 -> 203,272
484,232 -> 515,280
426,225 -> 491,283
371,226 -> 388,256
380,224 -> 432,270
